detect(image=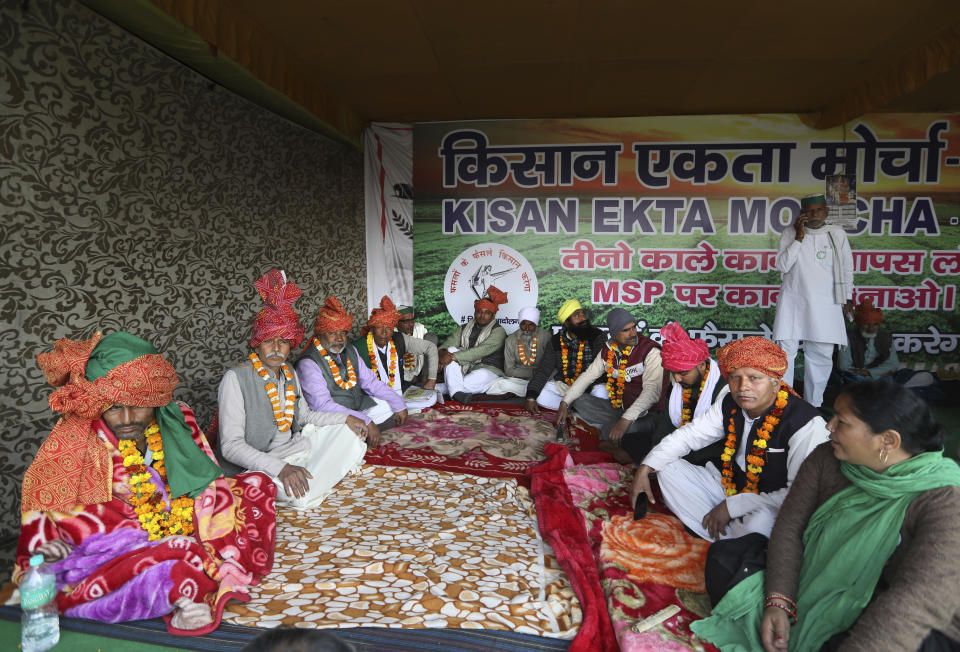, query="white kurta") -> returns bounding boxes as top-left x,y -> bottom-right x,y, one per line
642,397 -> 829,540
771,224 -> 853,345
